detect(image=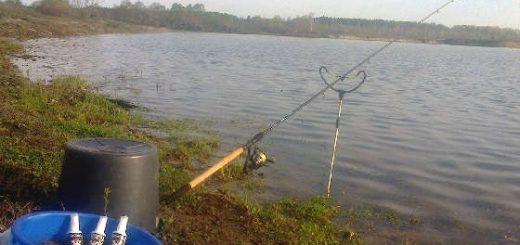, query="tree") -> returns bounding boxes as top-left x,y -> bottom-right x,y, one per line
70,0 -> 101,8
184,3 -> 204,12
192,3 -> 204,12
70,0 -> 102,18
133,0 -> 145,9
34,0 -> 72,16
308,12 -> 314,33
148,2 -> 165,11
170,3 -> 183,12
119,0 -> 132,8
4,0 -> 23,6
